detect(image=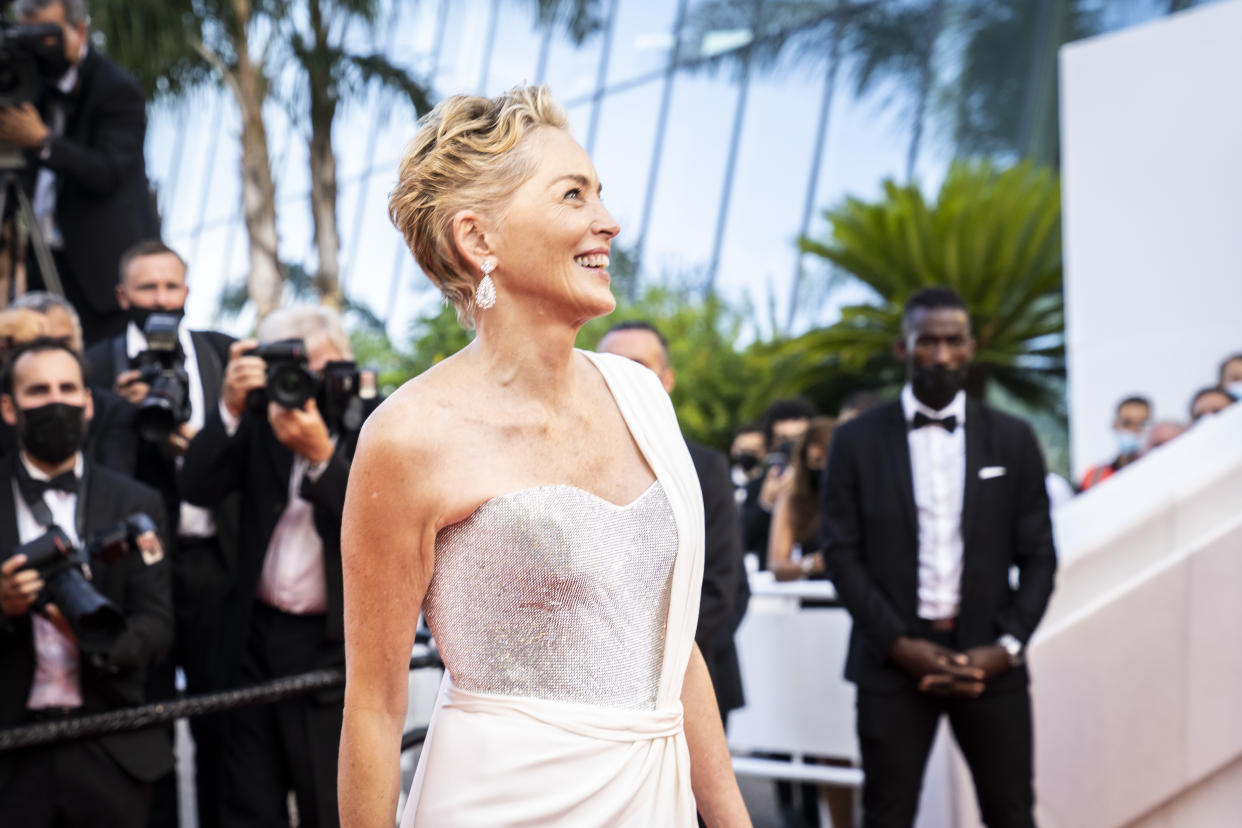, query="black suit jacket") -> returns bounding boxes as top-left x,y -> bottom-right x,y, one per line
687,440 -> 747,715
179,401 -> 372,683
0,457 -> 173,786
28,49 -> 160,313
820,399 -> 1057,694
85,329 -> 237,551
